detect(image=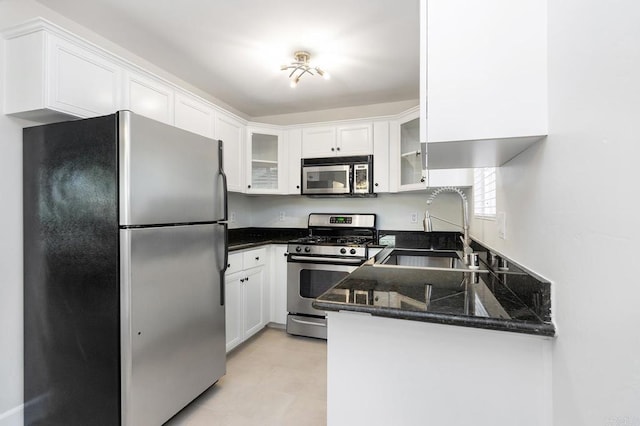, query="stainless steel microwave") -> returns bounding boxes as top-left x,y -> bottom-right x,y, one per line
301,155 -> 374,196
